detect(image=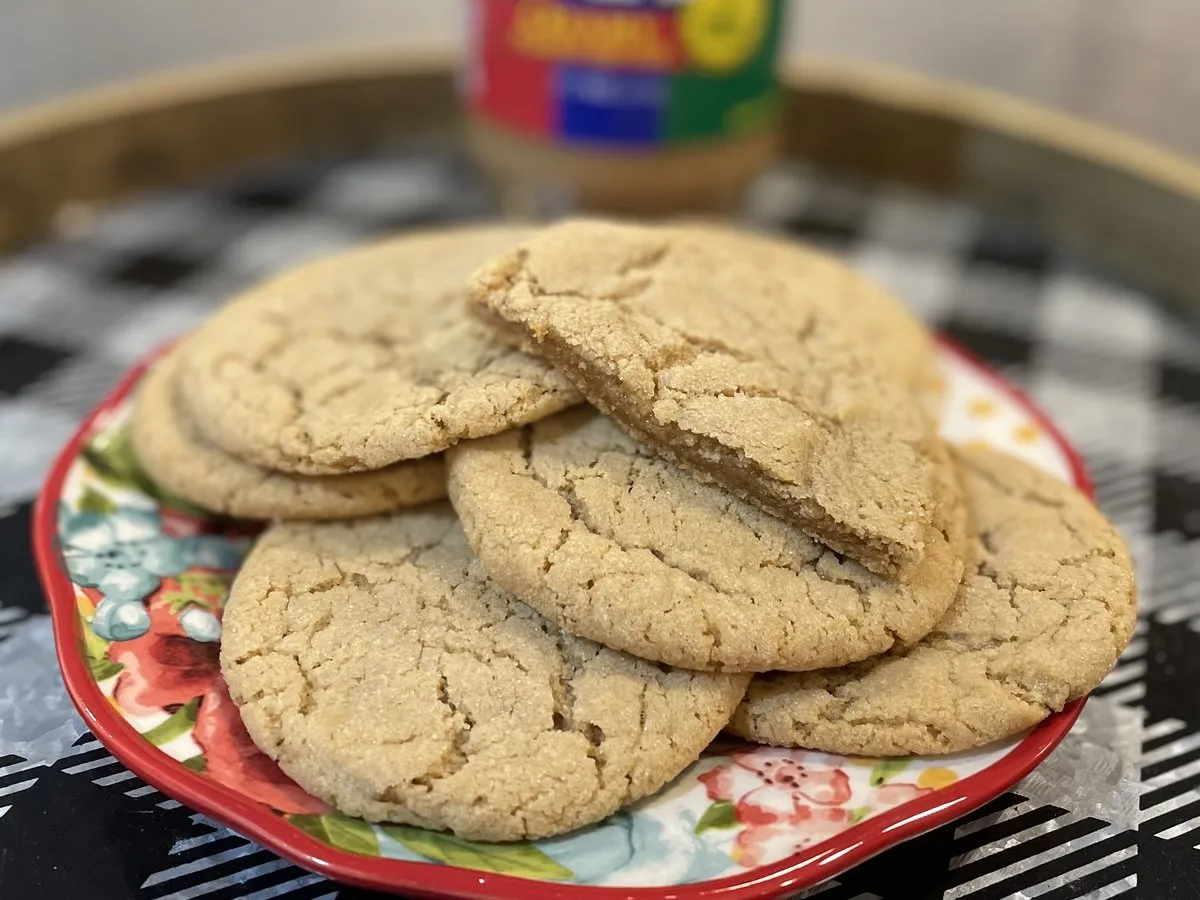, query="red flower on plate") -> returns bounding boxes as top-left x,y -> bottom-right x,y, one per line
698,752 -> 857,867
699,753 -> 852,807
108,577 -> 224,718
696,752 -> 943,868
730,805 -> 853,867
872,782 -> 931,805
193,684 -> 329,815
107,578 -> 327,815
